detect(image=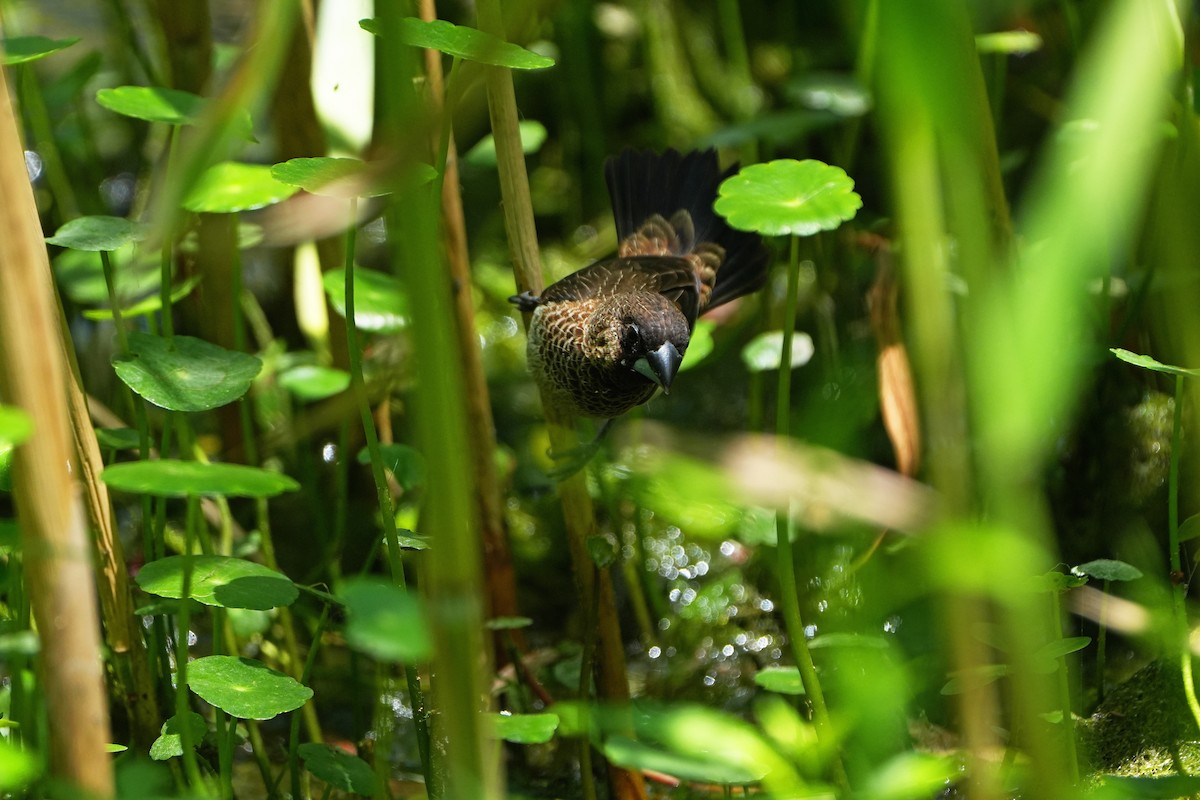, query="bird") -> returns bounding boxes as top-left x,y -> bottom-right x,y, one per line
511,148 -> 770,427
